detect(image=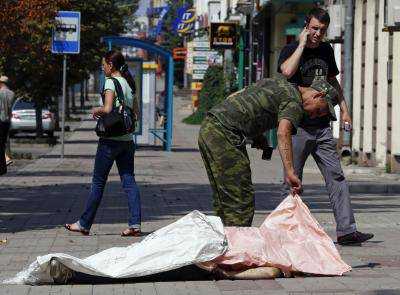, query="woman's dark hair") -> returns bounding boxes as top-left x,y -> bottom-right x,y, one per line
305,7 -> 330,26
104,50 -> 136,94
